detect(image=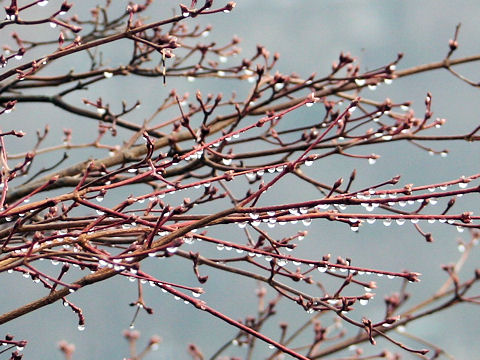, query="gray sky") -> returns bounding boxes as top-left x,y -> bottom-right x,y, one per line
1,1 -> 480,359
